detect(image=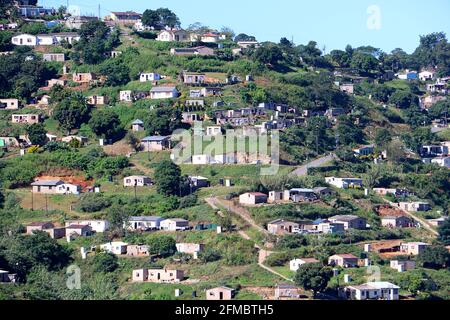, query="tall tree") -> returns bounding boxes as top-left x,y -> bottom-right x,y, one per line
294,263 -> 332,298
26,123 -> 47,146
52,93 -> 90,134
153,160 -> 182,196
